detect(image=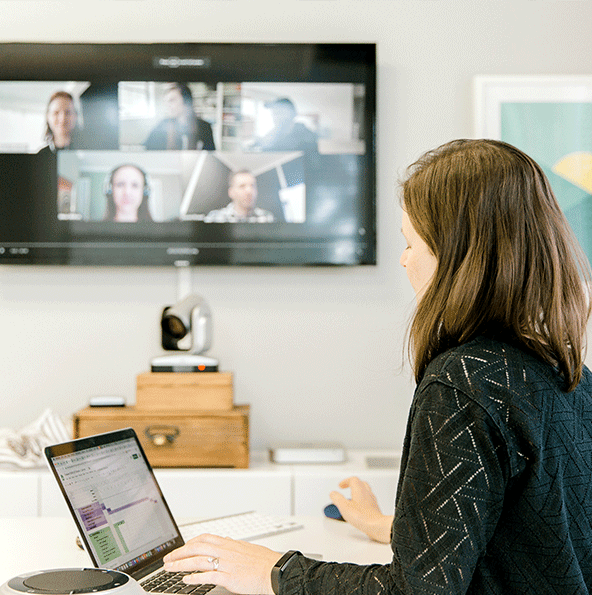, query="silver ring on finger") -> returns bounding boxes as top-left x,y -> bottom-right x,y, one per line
207,556 -> 219,571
